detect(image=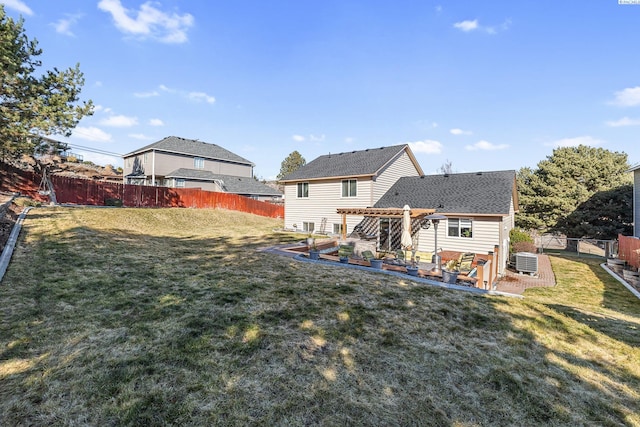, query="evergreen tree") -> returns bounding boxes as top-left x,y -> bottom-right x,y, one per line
277,150 -> 306,180
516,145 -> 632,236
0,6 -> 93,160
